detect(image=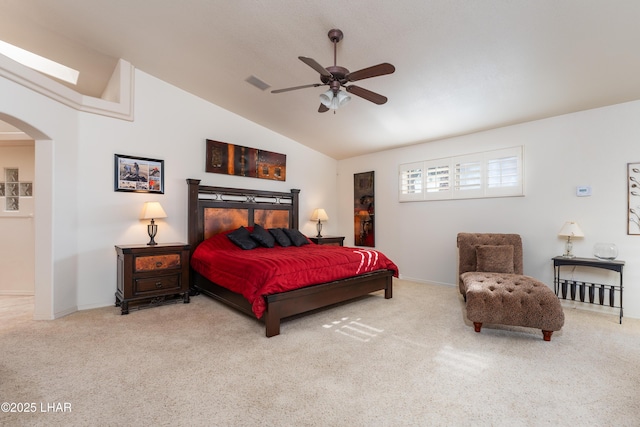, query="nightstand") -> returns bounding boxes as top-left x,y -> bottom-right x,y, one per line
309,235 -> 345,246
115,243 -> 190,314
